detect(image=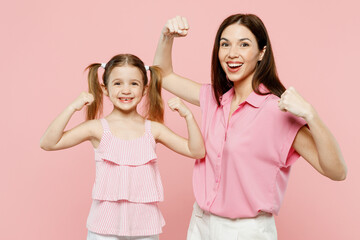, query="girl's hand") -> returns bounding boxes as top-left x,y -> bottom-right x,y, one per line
162,16 -> 189,38
168,97 -> 192,118
278,87 -> 316,121
70,92 -> 94,111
